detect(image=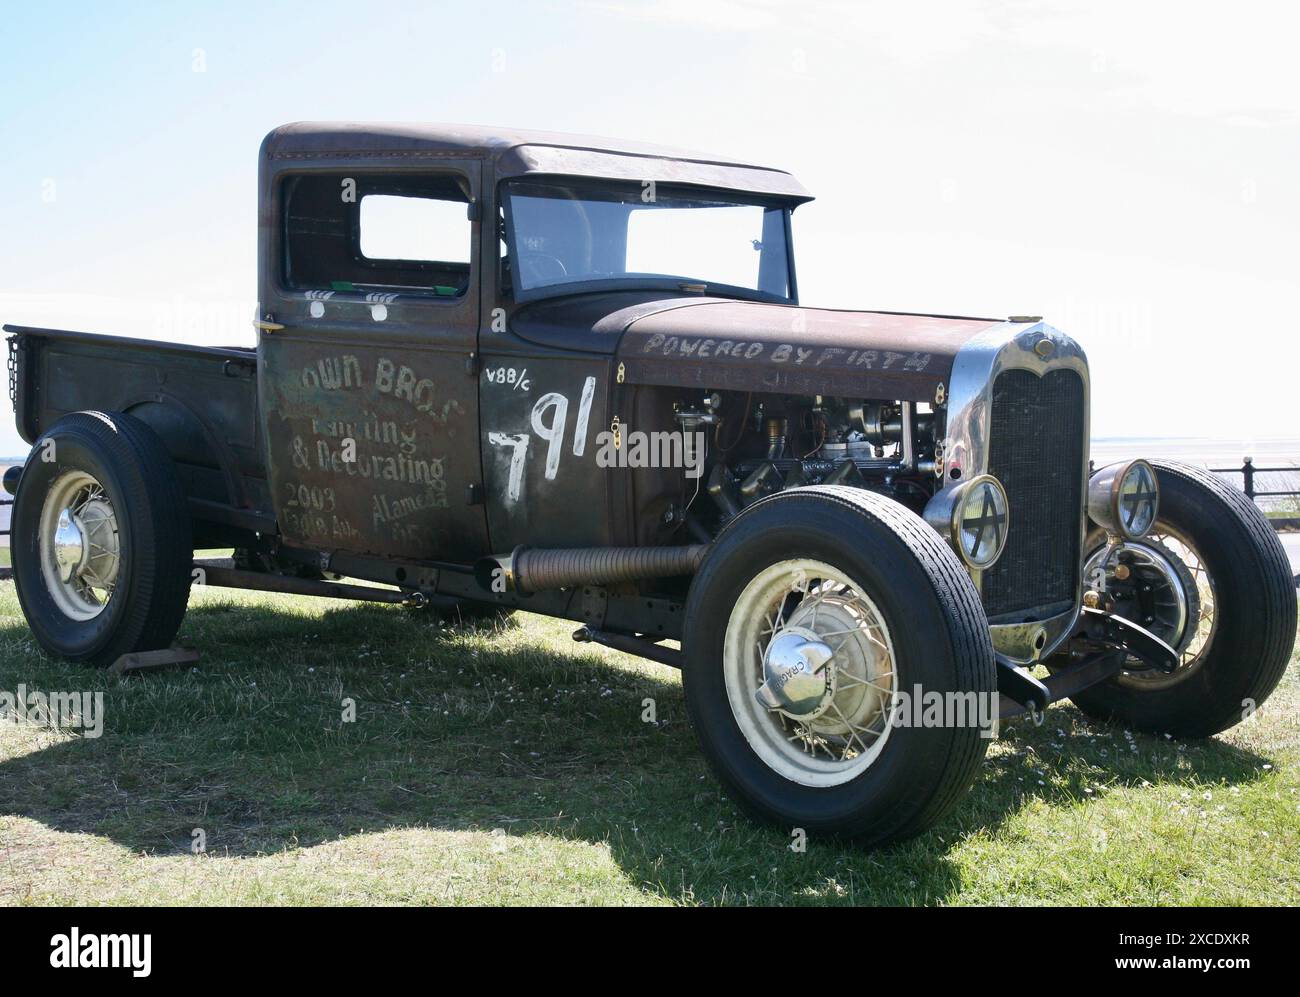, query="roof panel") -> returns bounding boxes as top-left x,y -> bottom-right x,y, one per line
261,121 -> 812,202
